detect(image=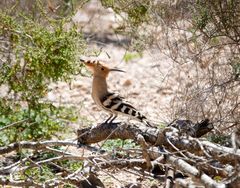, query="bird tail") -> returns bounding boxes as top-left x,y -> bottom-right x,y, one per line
124,108 -> 156,128
129,110 -> 155,127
